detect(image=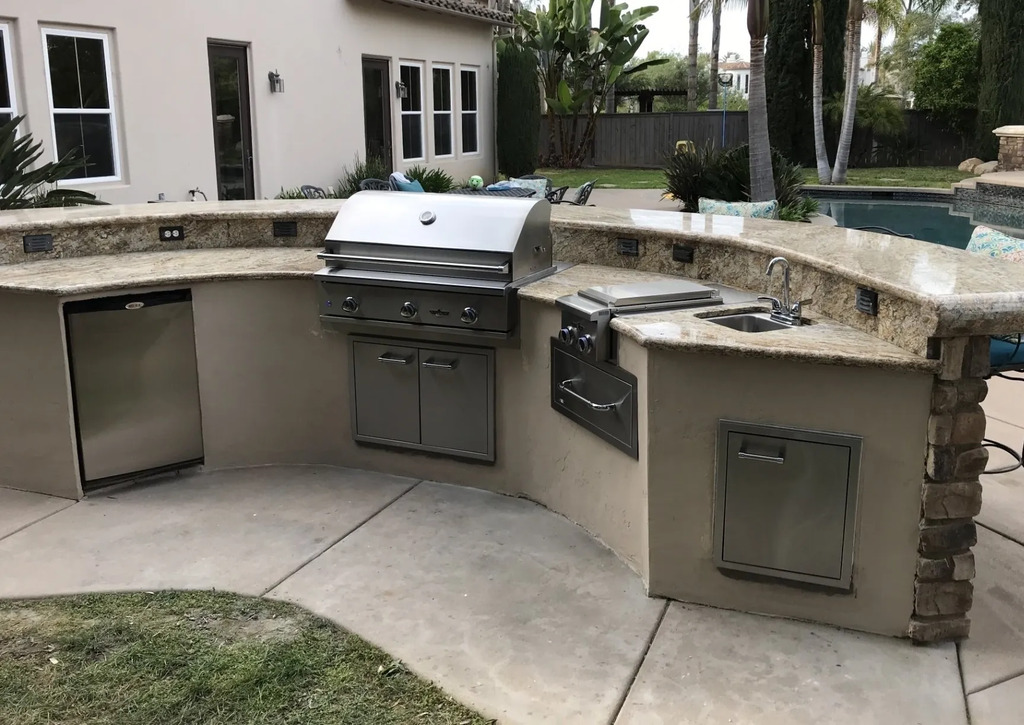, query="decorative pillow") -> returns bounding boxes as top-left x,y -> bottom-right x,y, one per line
698,197 -> 779,219
967,225 -> 1024,259
393,178 -> 425,192
509,177 -> 549,197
